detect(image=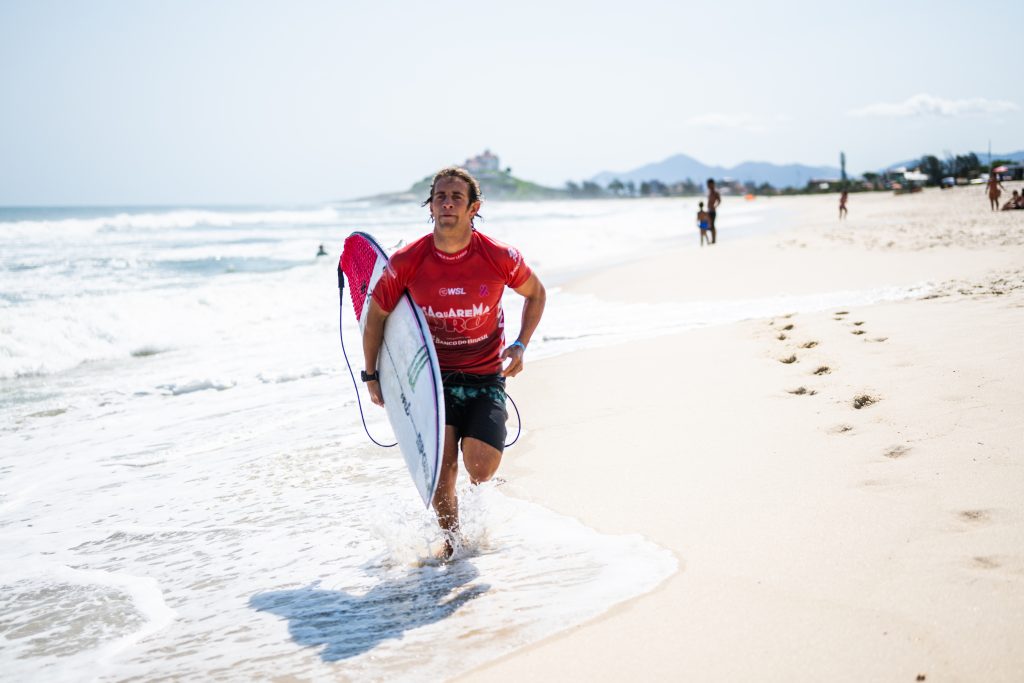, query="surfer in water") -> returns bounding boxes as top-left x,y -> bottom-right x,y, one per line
362,166 -> 547,559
